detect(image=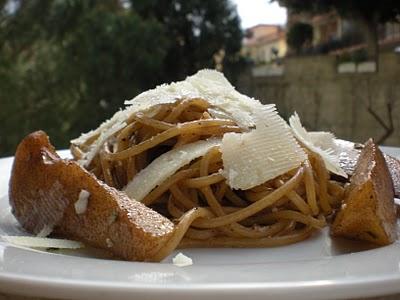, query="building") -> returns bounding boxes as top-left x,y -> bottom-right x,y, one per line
242,24 -> 287,64
311,12 -> 342,46
287,10 -> 400,55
